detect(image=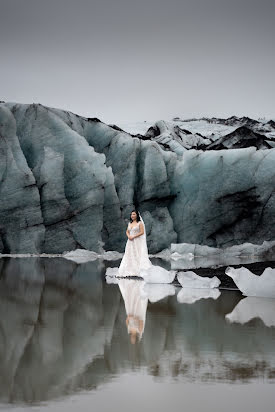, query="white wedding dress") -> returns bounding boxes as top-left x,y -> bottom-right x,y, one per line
117,221 -> 153,277
105,215 -> 176,282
